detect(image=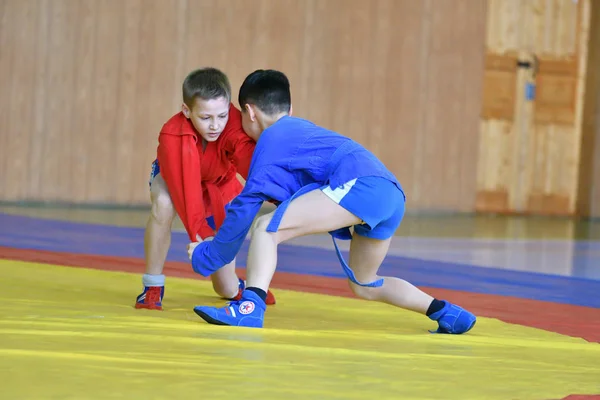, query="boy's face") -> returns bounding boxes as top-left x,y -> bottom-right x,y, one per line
182,96 -> 230,143
241,104 -> 262,142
